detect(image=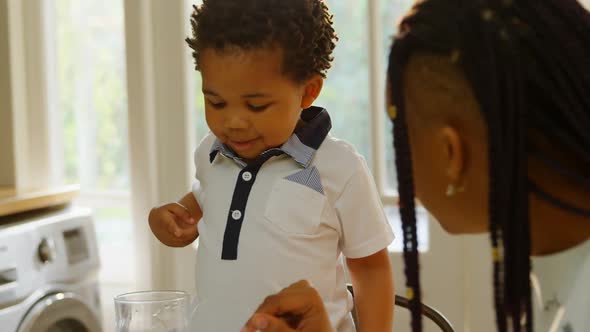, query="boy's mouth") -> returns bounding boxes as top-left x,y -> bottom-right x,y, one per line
228,138 -> 259,152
